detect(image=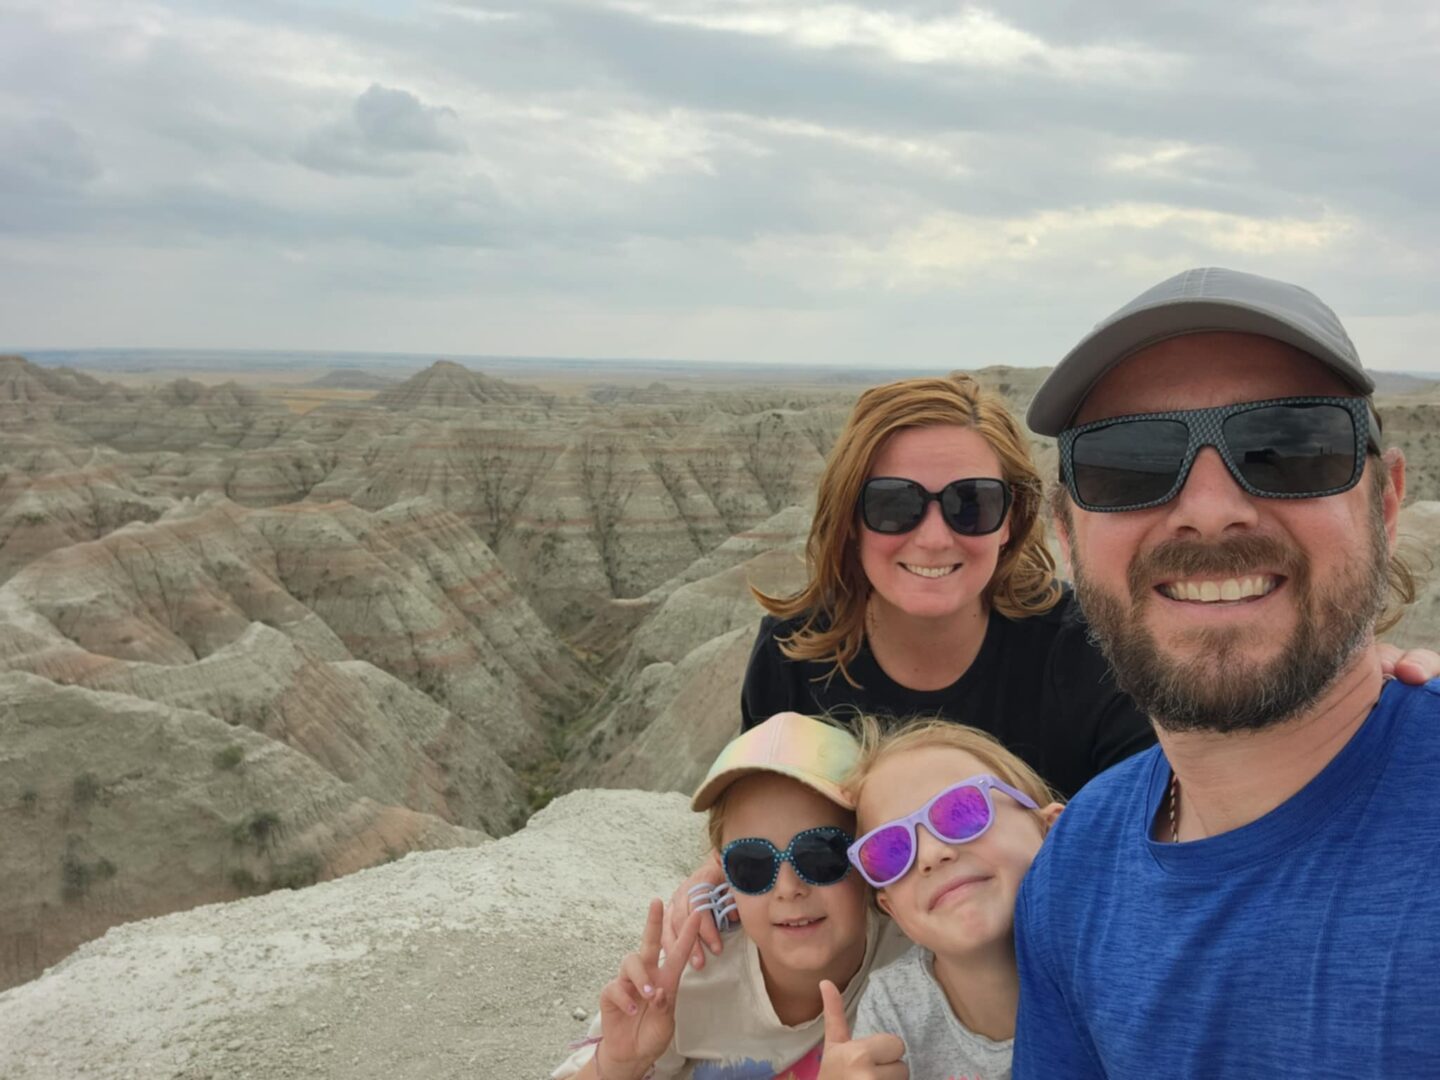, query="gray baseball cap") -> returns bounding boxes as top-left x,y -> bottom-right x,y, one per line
1026,267 -> 1373,436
